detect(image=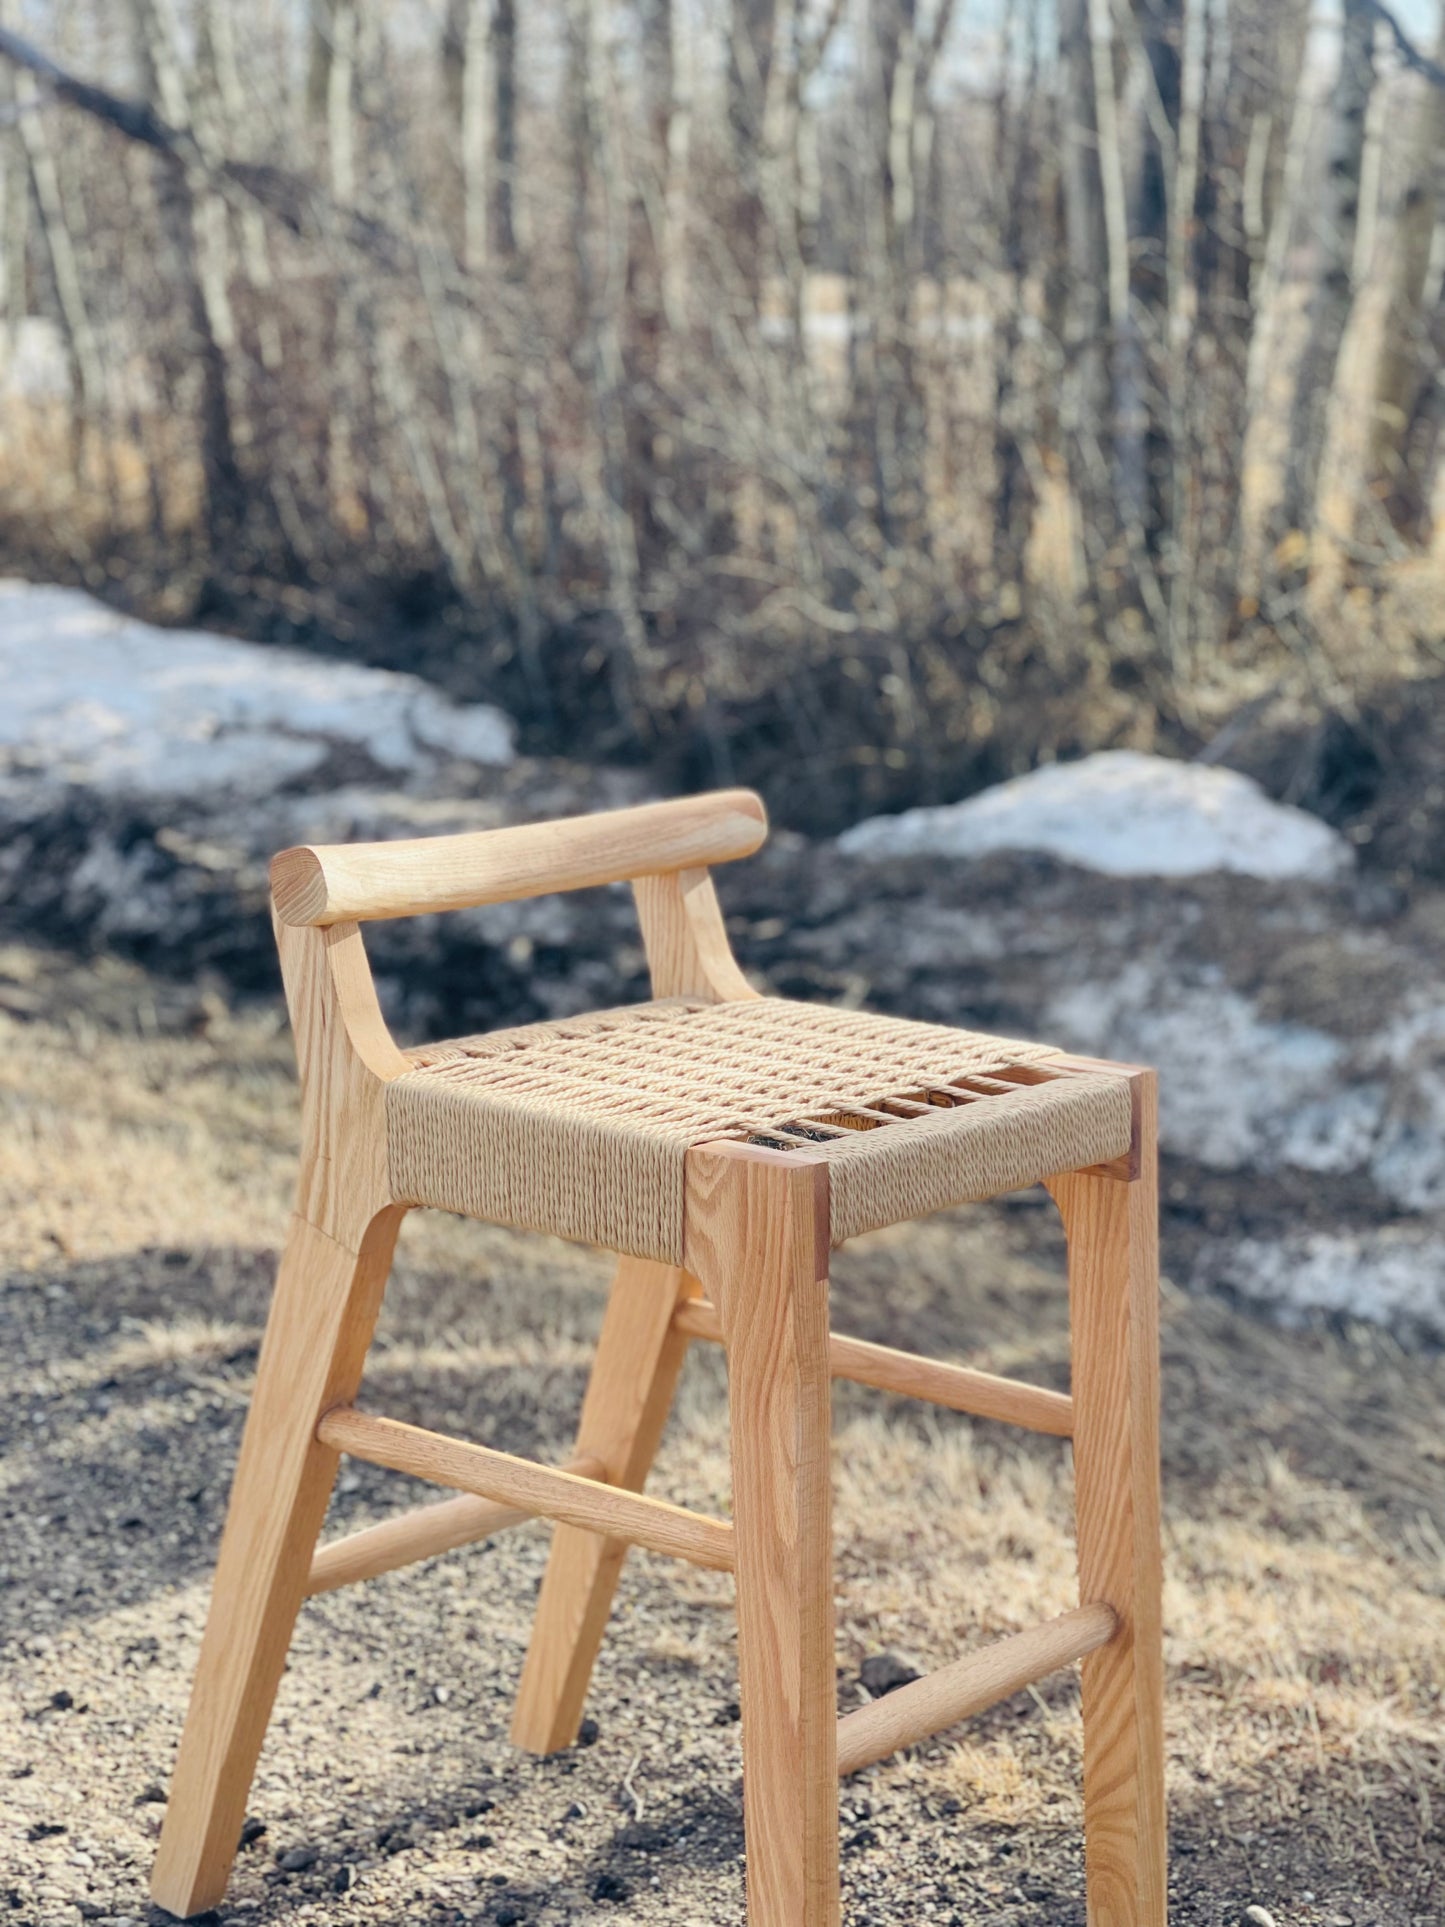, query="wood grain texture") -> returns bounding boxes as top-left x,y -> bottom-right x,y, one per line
632,865 -> 760,1002
306,1454 -> 605,1595
509,852 -> 755,1753
164,792 -> 1159,1924
672,1299 -> 1074,1437
271,789 -> 768,926
318,1406 -> 736,1572
154,901 -> 409,1918
685,1141 -> 840,1927
1048,1071 -> 1167,1927
511,1257 -> 699,1751
273,916 -> 403,1236
836,1602 -> 1118,1777
151,1202 -> 404,1919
